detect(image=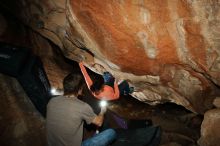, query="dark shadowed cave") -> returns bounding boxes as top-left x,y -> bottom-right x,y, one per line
1,0 -> 220,146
